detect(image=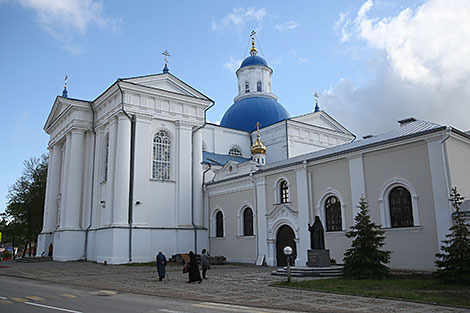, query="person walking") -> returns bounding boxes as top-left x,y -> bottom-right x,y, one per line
156,251 -> 167,281
201,249 -> 210,279
187,251 -> 202,283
